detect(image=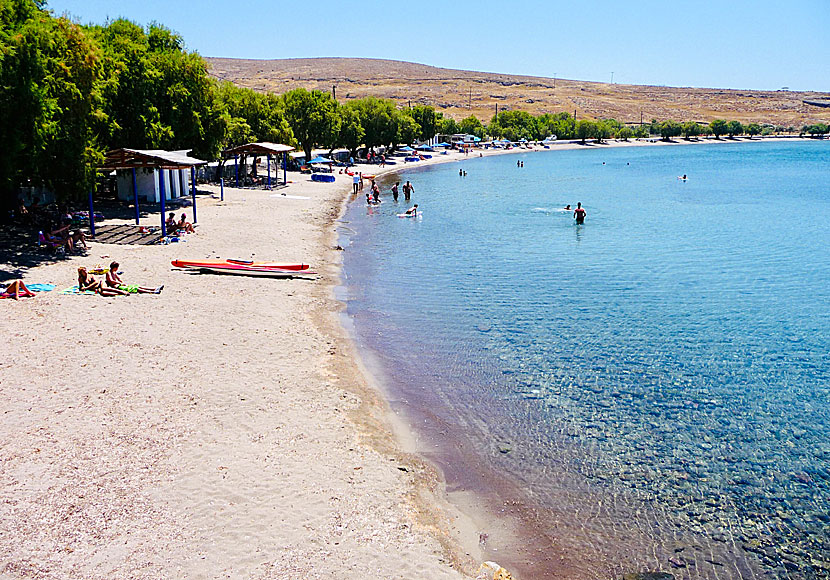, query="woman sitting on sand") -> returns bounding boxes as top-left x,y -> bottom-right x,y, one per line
105,262 -> 163,294
178,213 -> 195,234
78,267 -> 129,297
165,212 -> 178,232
